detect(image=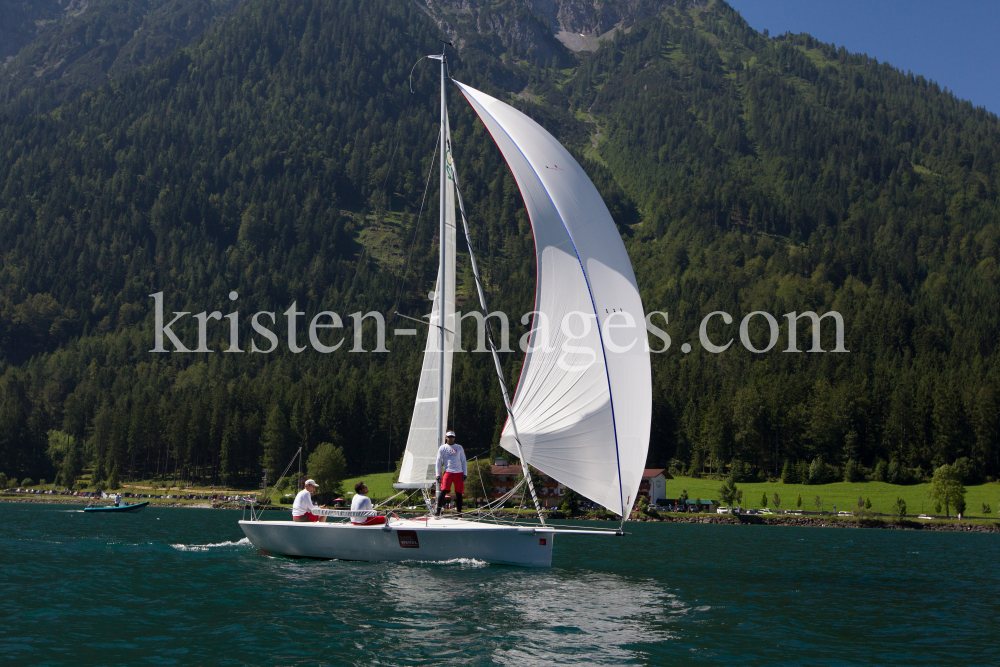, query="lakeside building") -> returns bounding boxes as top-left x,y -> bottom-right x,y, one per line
639,468 -> 672,504
661,498 -> 719,512
491,459 -> 564,507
